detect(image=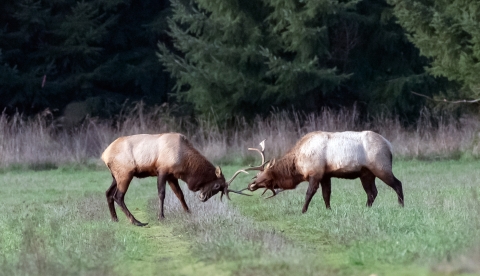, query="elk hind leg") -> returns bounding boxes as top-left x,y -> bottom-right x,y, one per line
360,170 -> 378,207
375,170 -> 404,207
320,178 -> 332,209
167,177 -> 190,213
114,174 -> 147,226
106,176 -> 118,222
